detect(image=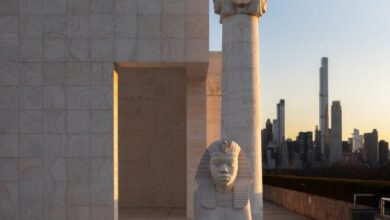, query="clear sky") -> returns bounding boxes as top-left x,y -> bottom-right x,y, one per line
209,0 -> 390,141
